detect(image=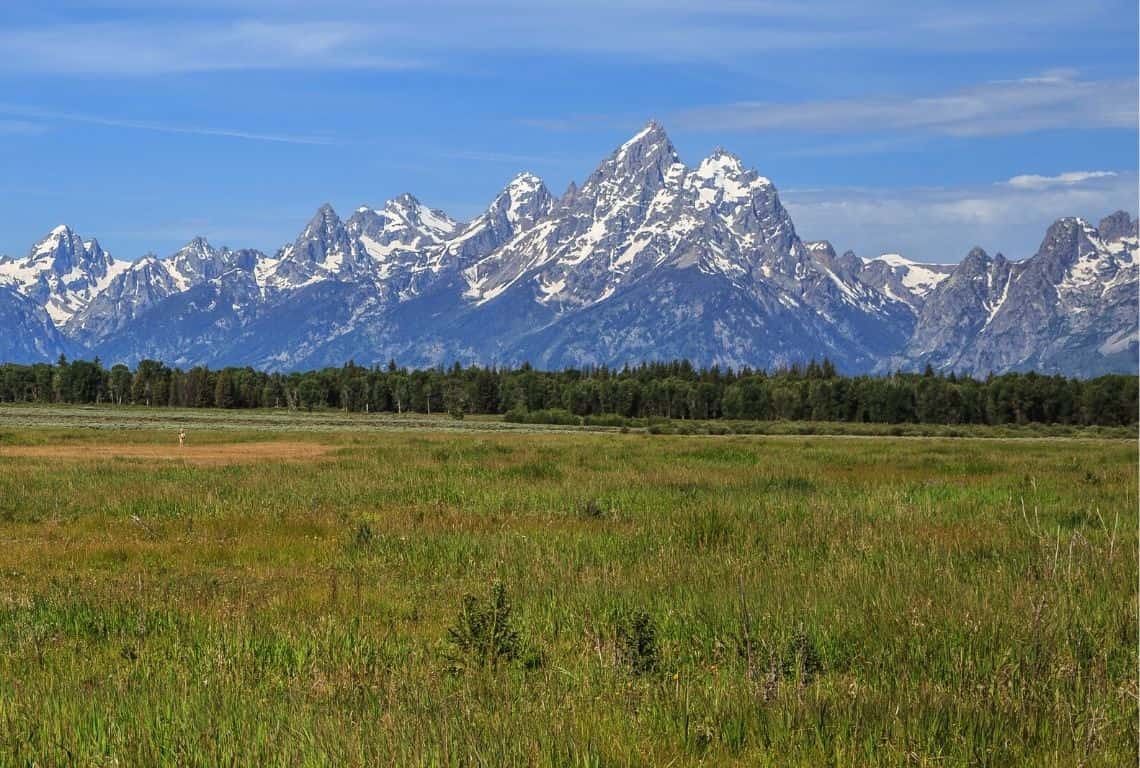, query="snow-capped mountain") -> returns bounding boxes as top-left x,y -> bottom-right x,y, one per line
66,237 -> 267,346
450,122 -> 914,370
0,225 -> 130,325
857,253 -> 954,309
0,122 -> 1135,376
892,214 -> 1139,375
